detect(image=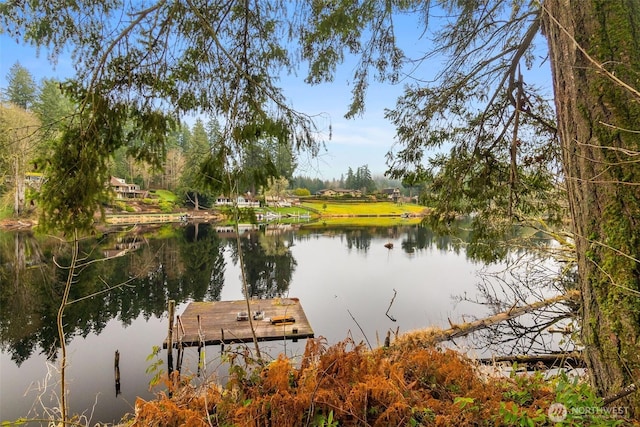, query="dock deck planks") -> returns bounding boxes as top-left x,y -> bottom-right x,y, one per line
164,298 -> 314,348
